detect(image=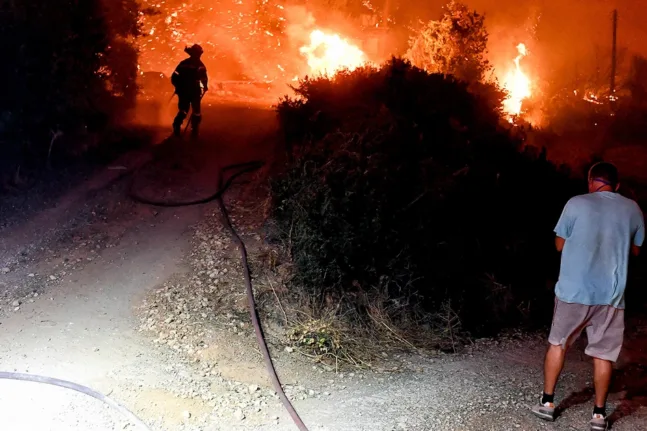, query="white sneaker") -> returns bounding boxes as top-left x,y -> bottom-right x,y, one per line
531,399 -> 555,421
590,413 -> 608,431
